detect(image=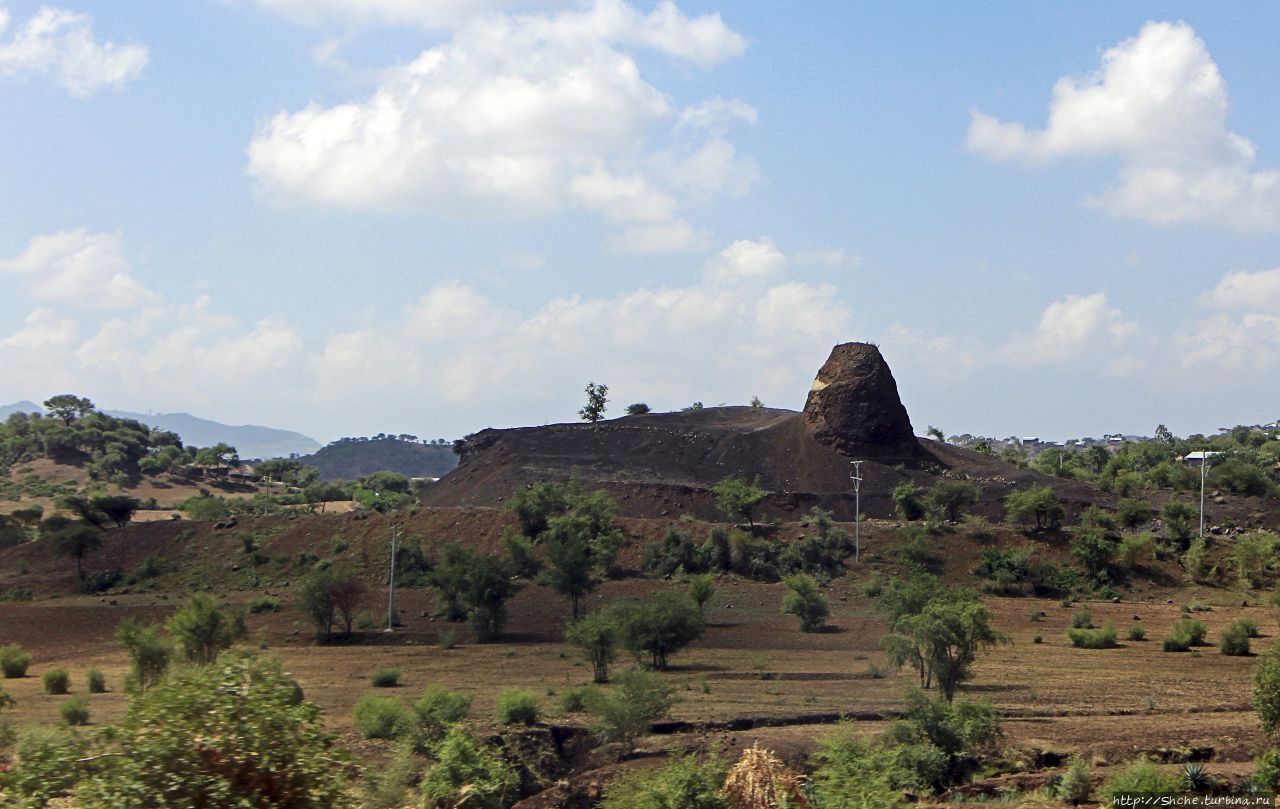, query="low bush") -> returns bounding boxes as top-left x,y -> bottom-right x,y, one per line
1055,755 -> 1092,804
1164,618 -> 1208,653
782,573 -> 829,632
0,644 -> 32,678
600,753 -> 729,809
1221,619 -> 1252,656
586,667 -> 674,753
0,586 -> 33,602
413,686 -> 471,740
1127,626 -> 1147,641
353,694 -> 414,740
1099,757 -> 1180,804
247,596 -> 280,614
1071,607 -> 1092,629
1067,622 -> 1118,649
1238,616 -> 1261,637
370,668 -> 401,688
558,685 -> 594,713
79,569 -> 123,594
42,668 -> 70,695
60,696 -> 90,726
418,726 -> 517,809
87,669 -> 106,693
495,688 -> 540,726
